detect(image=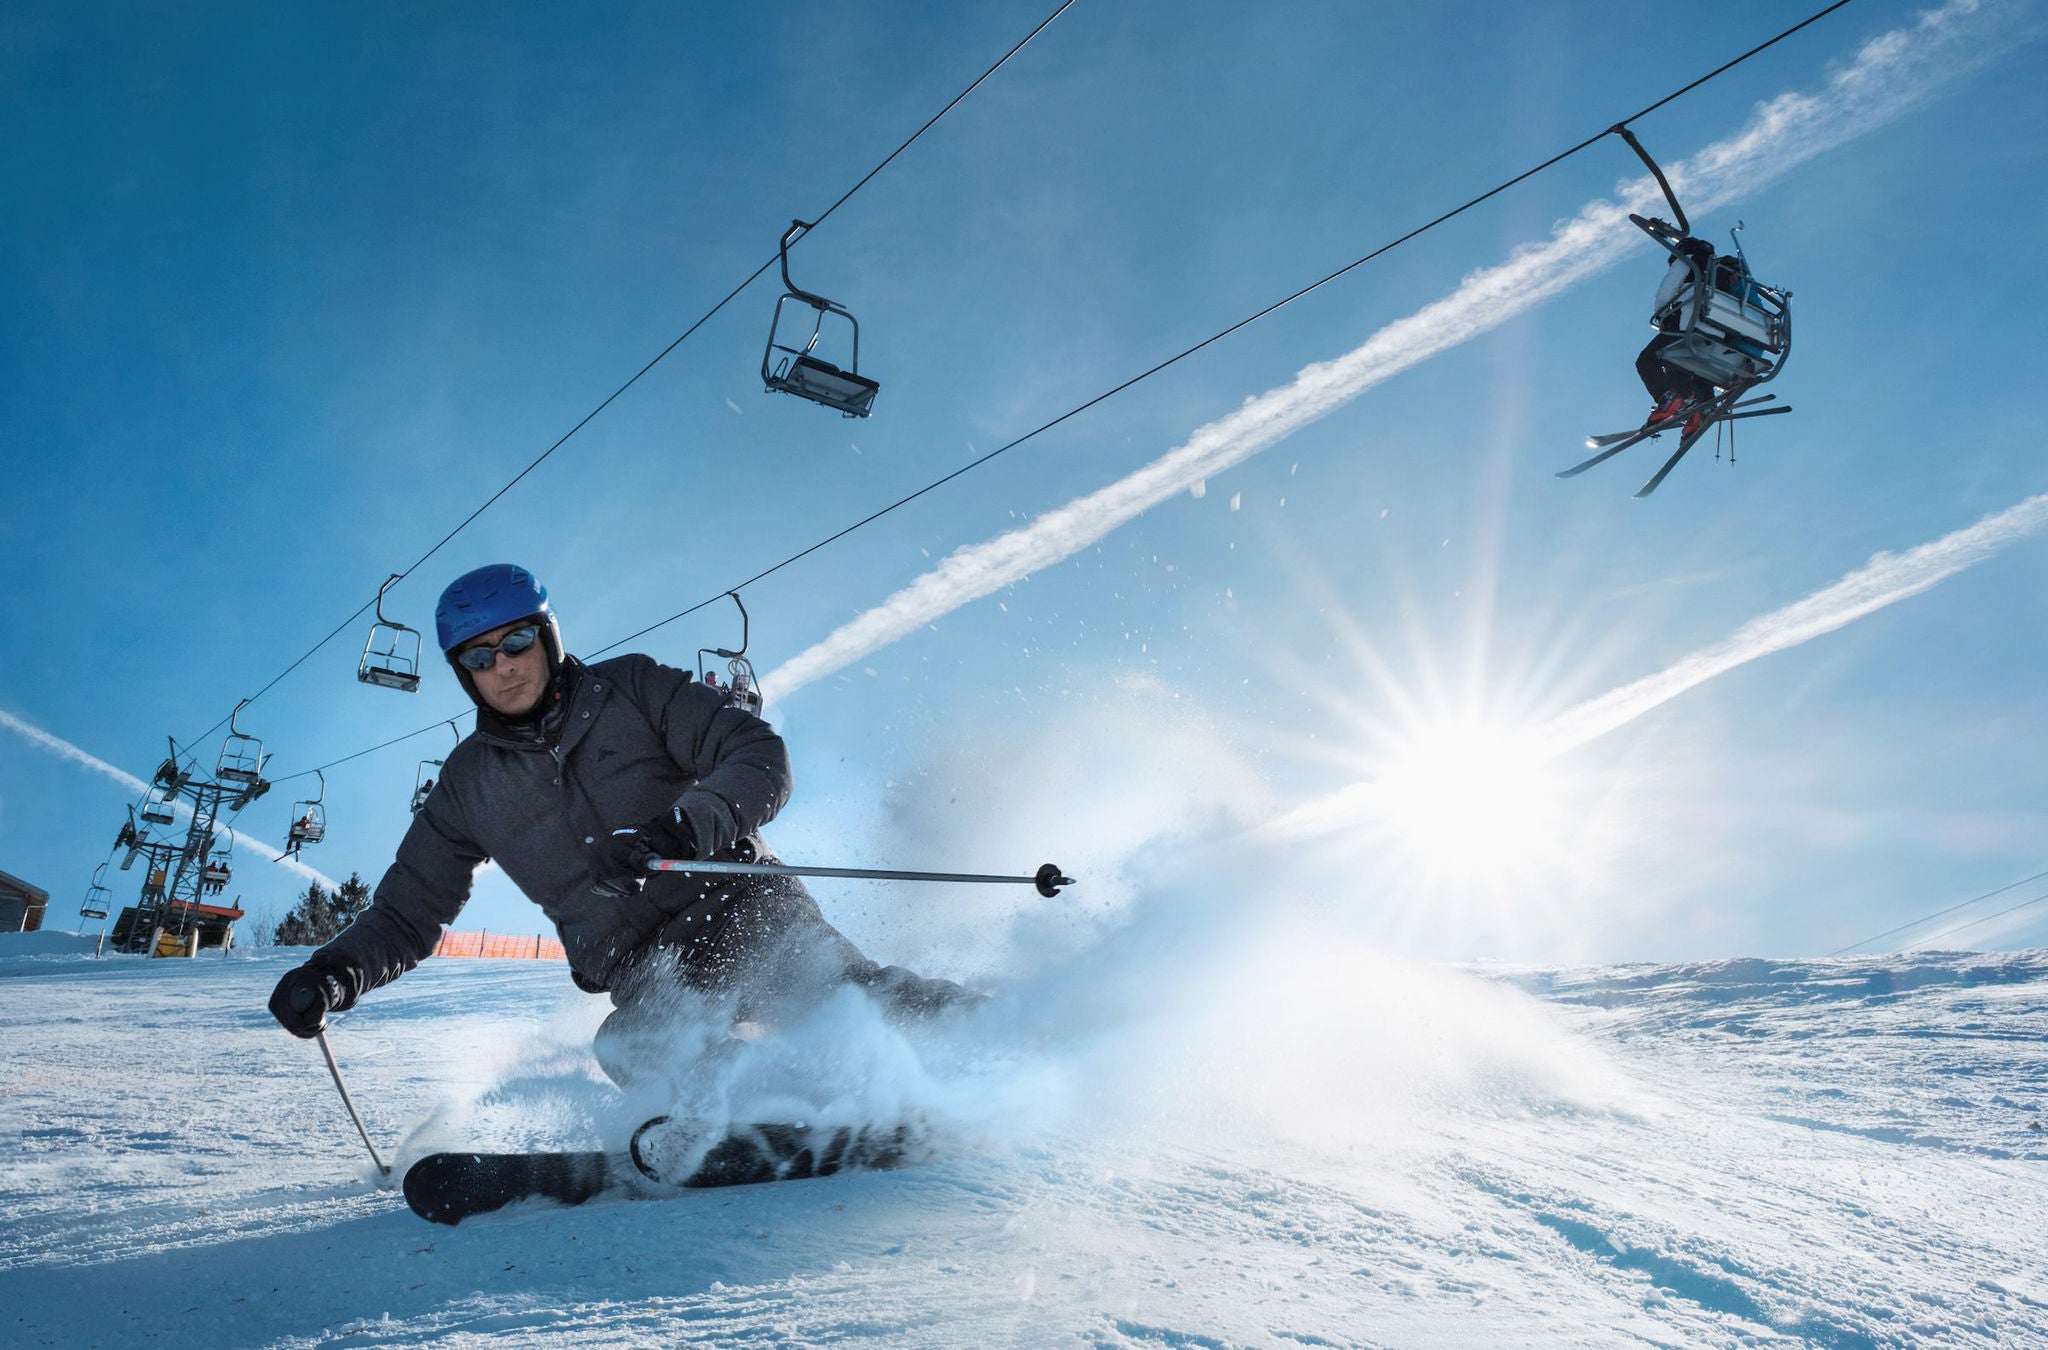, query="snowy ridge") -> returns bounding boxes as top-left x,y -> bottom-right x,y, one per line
4,935 -> 2046,1345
